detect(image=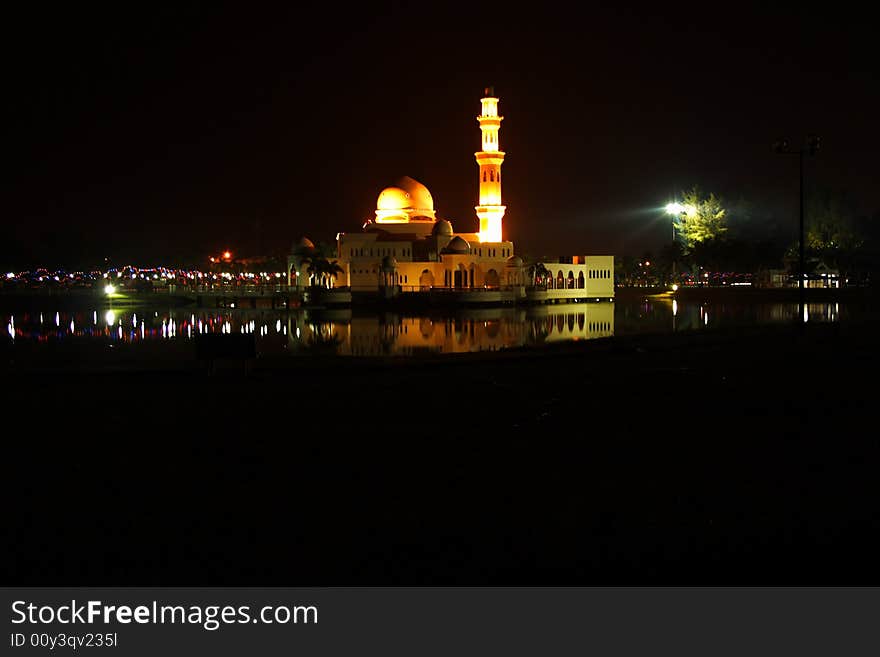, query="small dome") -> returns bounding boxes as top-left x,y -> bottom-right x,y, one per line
506,255 -> 523,267
292,237 -> 315,254
381,255 -> 398,270
443,236 -> 470,254
432,219 -> 454,236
